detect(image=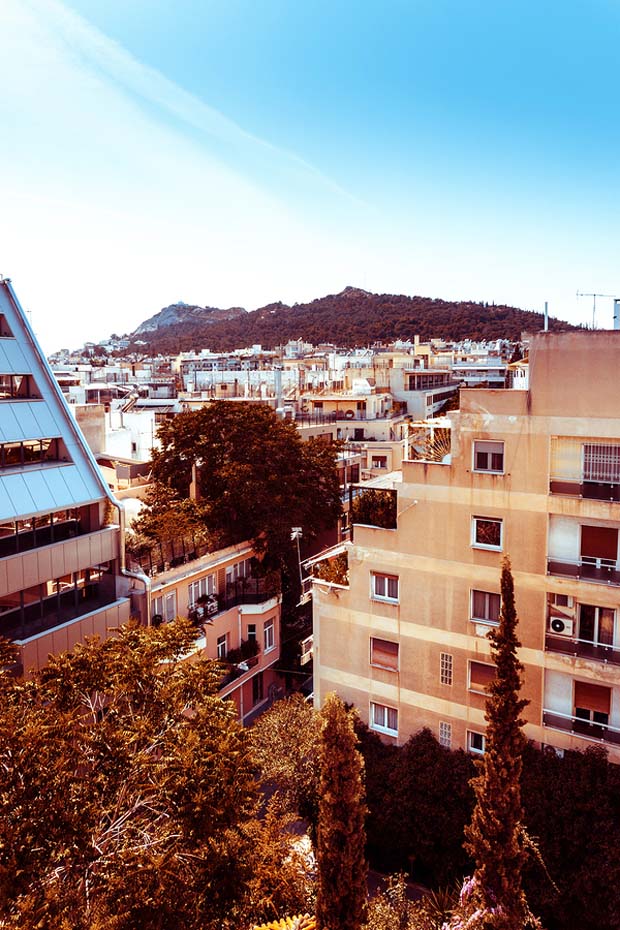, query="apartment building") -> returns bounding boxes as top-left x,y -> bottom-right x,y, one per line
314,330 -> 620,762
134,540 -> 282,723
0,279 -> 142,674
